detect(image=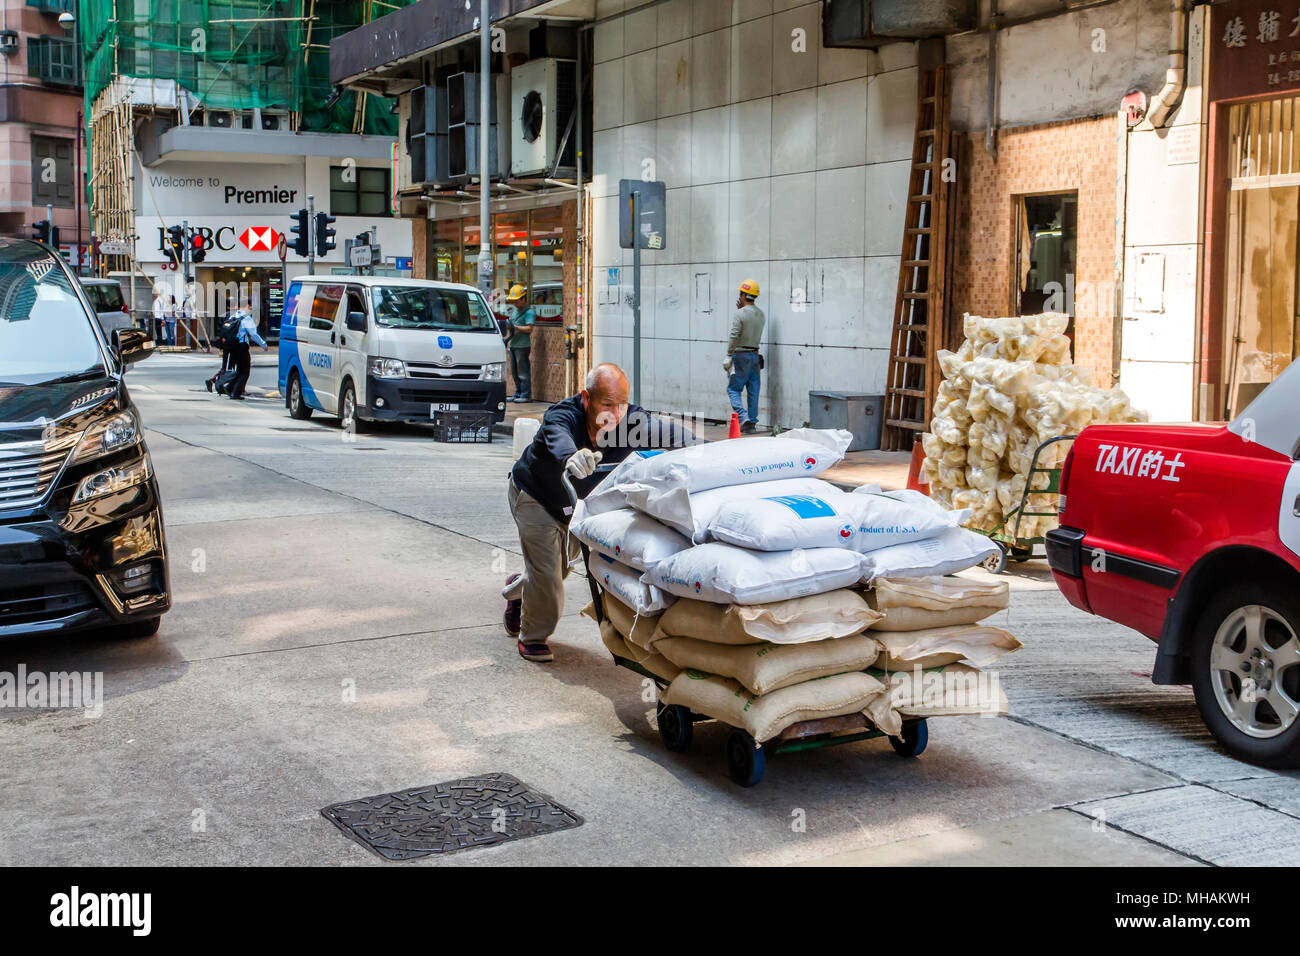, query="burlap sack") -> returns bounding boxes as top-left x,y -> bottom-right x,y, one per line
865,575 -> 1009,632
596,592 -> 662,650
655,632 -> 881,695
654,590 -> 882,647
869,662 -> 1009,719
661,670 -> 885,743
871,625 -> 1022,669
596,618 -> 680,681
